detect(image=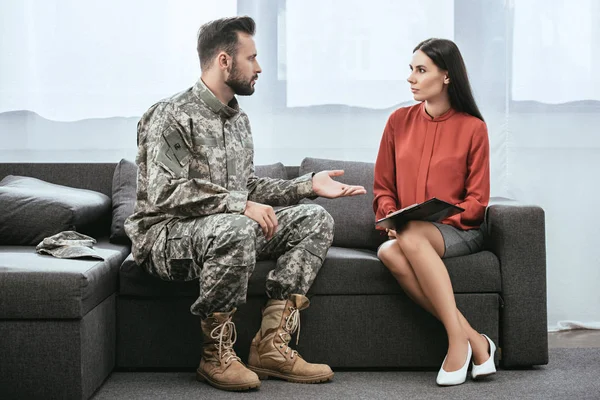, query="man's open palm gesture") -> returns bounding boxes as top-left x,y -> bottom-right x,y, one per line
312,170 -> 367,198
